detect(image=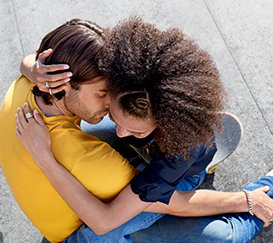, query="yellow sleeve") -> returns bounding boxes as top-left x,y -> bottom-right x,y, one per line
50,123 -> 136,202
72,142 -> 136,202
